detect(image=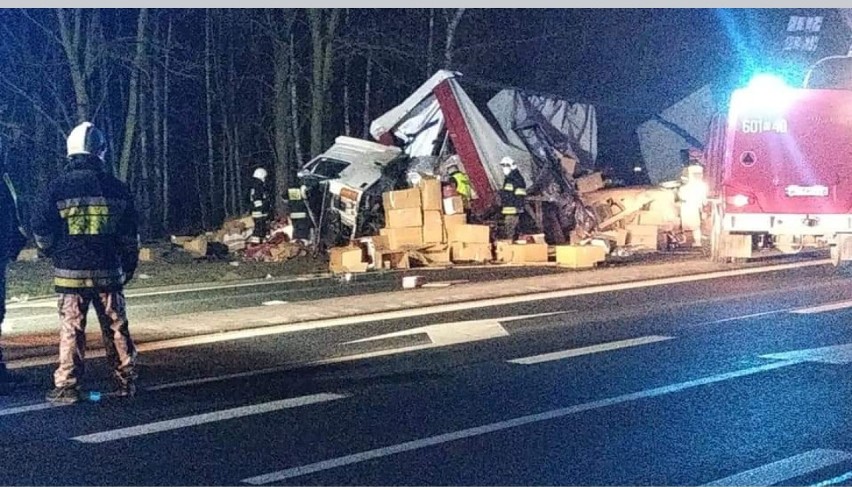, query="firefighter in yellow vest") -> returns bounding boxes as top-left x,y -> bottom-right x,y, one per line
447,164 -> 472,210
498,156 -> 527,241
